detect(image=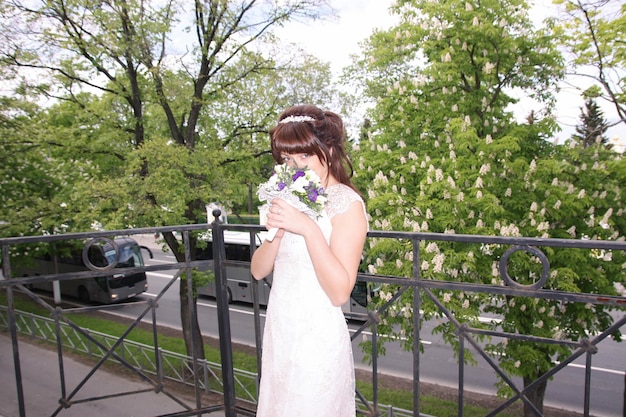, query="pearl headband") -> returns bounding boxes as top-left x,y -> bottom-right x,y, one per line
279,115 -> 315,124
